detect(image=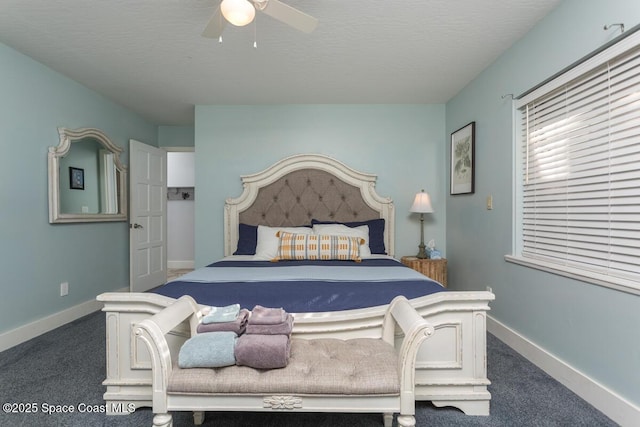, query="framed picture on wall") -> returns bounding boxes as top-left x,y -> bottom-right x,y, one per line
450,122 -> 475,195
69,167 -> 85,190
